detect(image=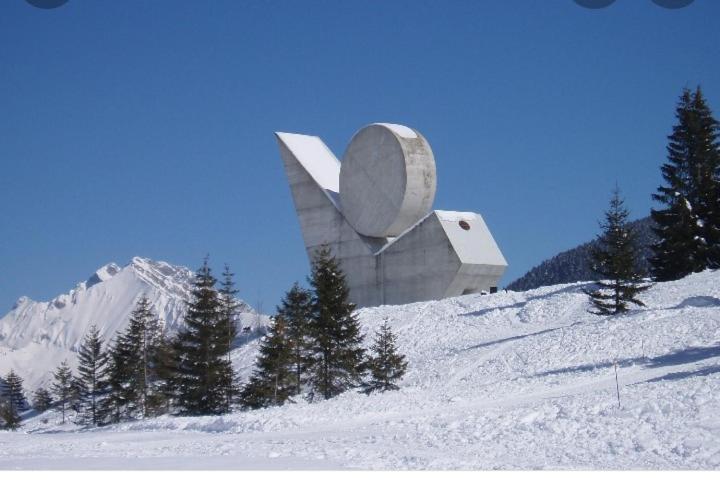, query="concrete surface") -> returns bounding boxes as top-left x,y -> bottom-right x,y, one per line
276,123 -> 507,307
339,124 -> 436,238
